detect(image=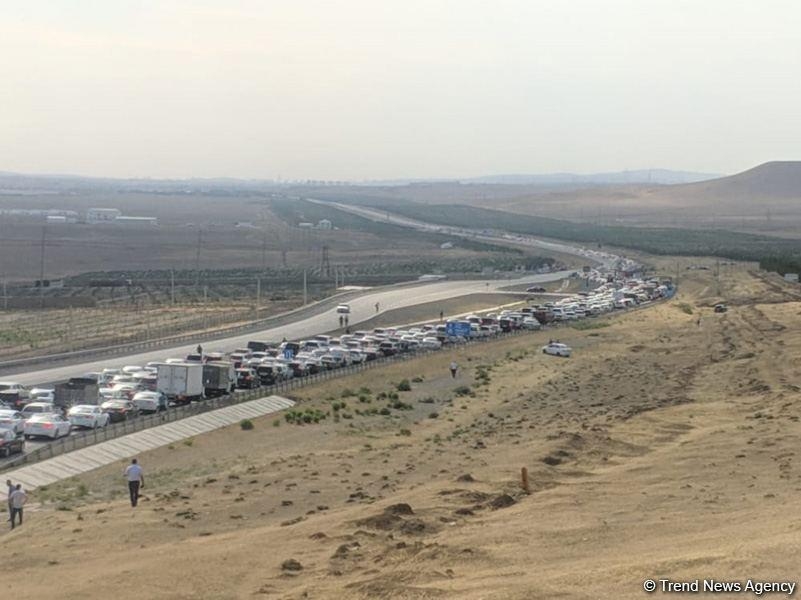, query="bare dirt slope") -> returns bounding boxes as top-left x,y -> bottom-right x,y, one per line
4,265 -> 801,599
